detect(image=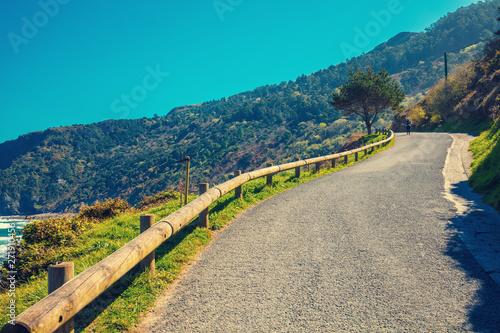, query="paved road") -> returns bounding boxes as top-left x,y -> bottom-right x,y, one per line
139,133 -> 500,332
